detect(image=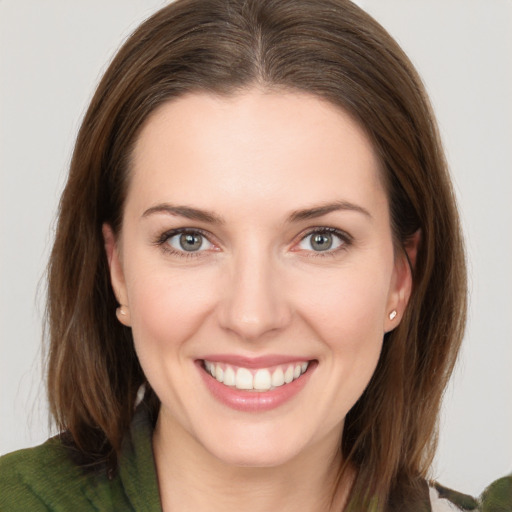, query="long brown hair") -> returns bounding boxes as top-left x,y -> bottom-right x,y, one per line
46,0 -> 467,508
